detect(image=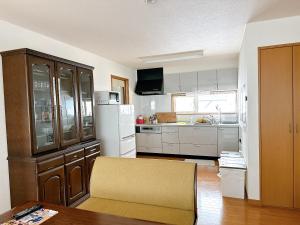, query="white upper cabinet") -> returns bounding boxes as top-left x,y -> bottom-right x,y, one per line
197,70 -> 217,91
164,68 -> 238,93
179,72 -> 198,93
217,68 -> 238,90
164,73 -> 180,93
